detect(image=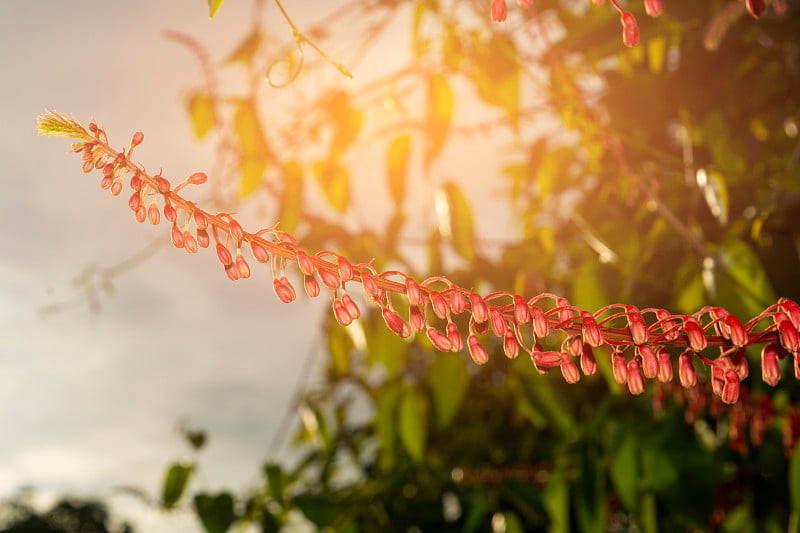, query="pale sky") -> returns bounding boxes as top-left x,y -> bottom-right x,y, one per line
0,1 -> 530,531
